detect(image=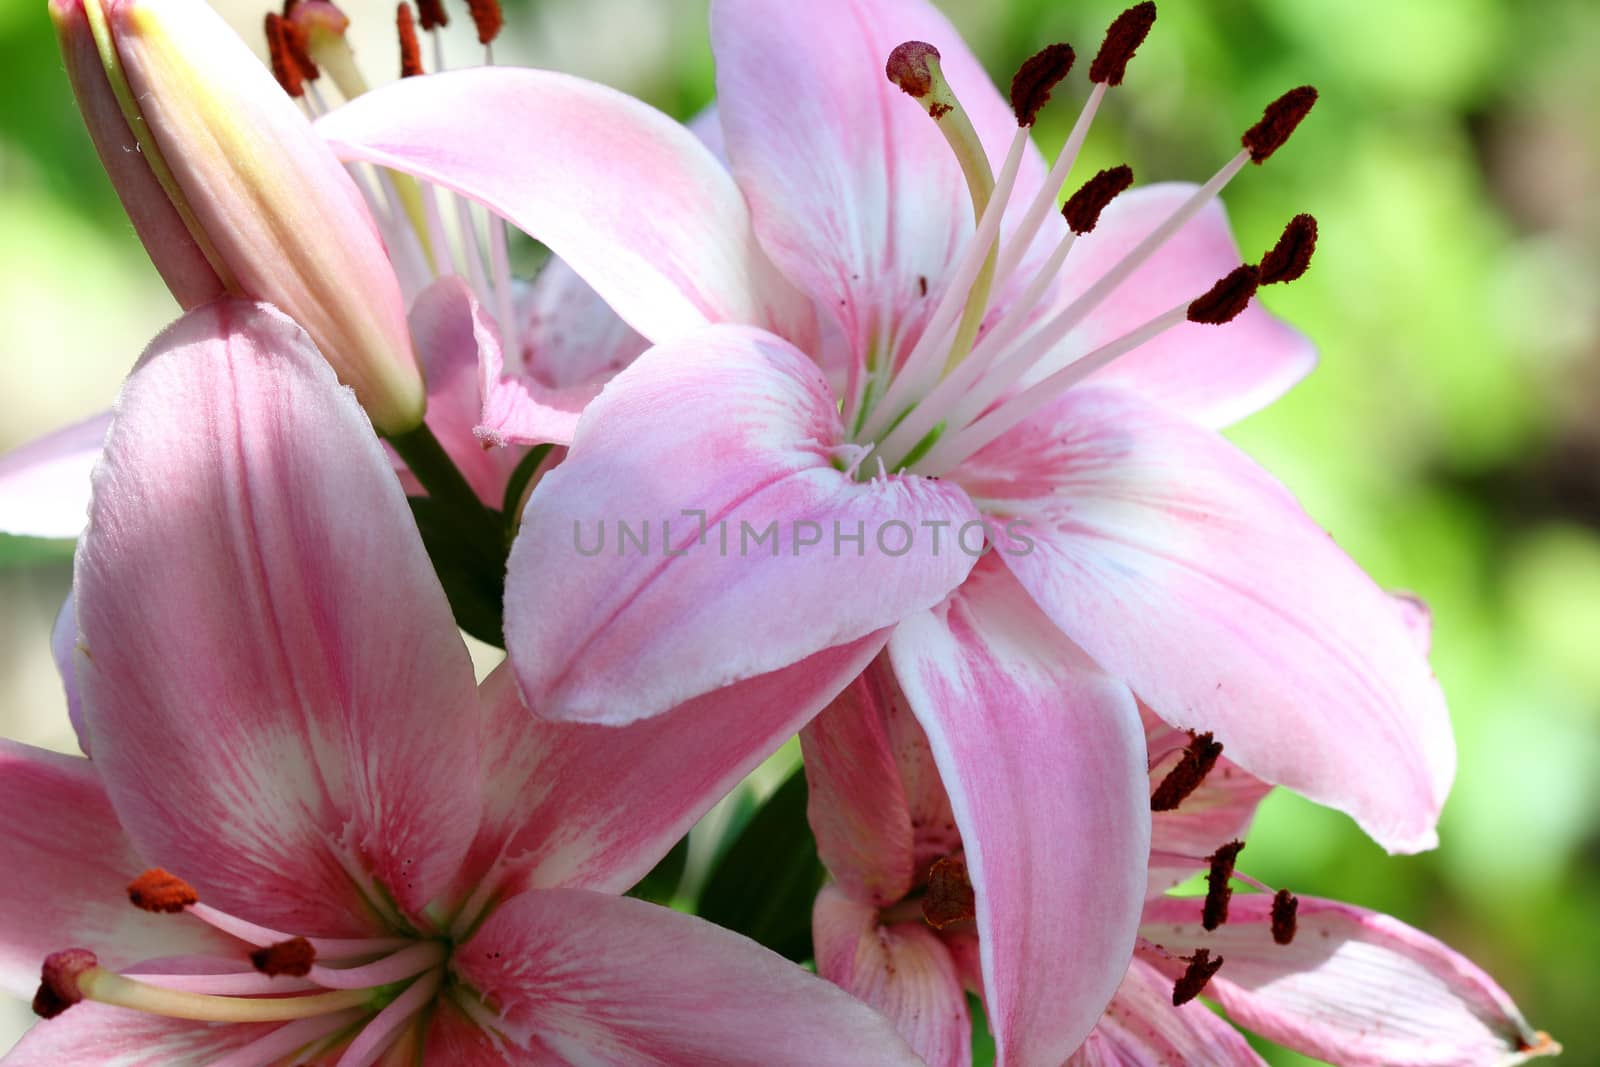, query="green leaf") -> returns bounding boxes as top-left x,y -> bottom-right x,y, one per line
626,834 -> 689,906
696,767 -> 825,962
0,533 -> 76,568
407,497 -> 505,646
